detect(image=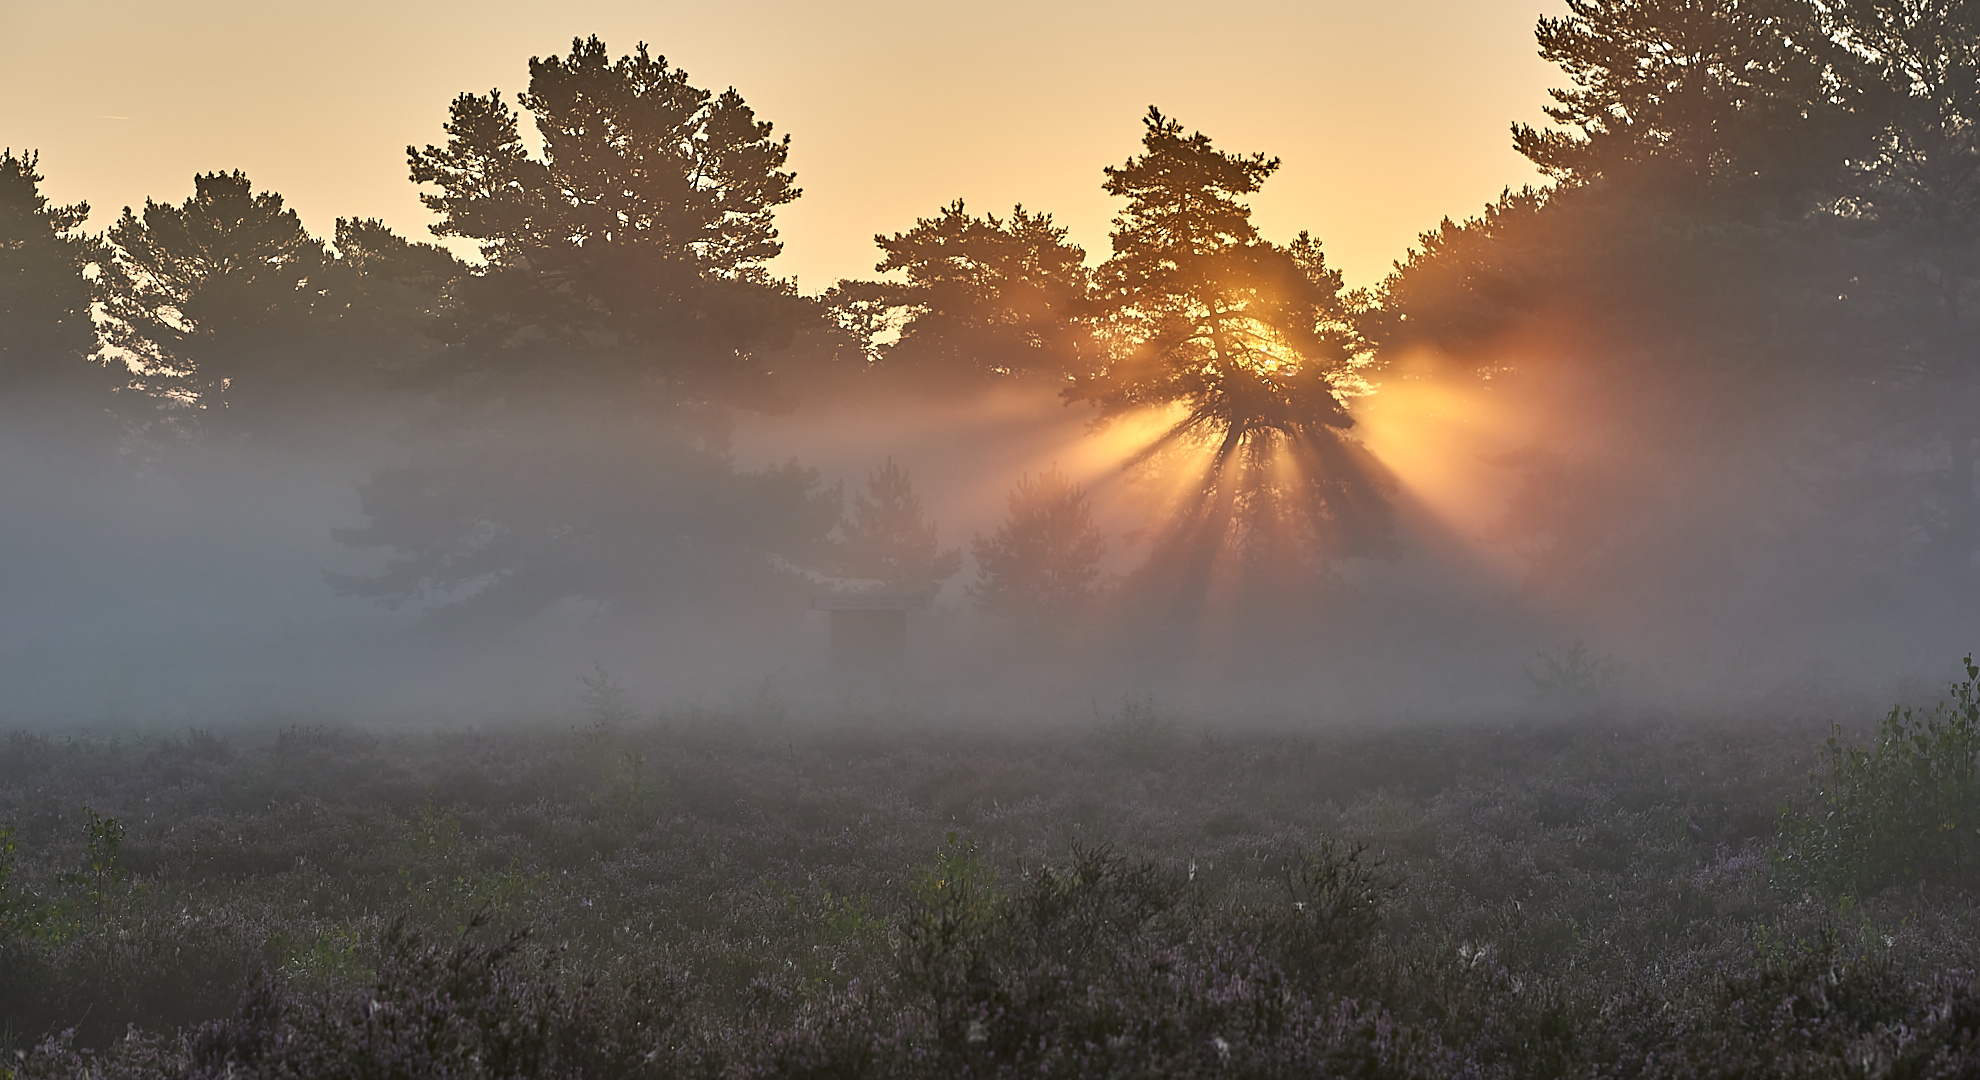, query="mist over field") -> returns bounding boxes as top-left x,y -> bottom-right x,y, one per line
1,354 -> 1969,728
